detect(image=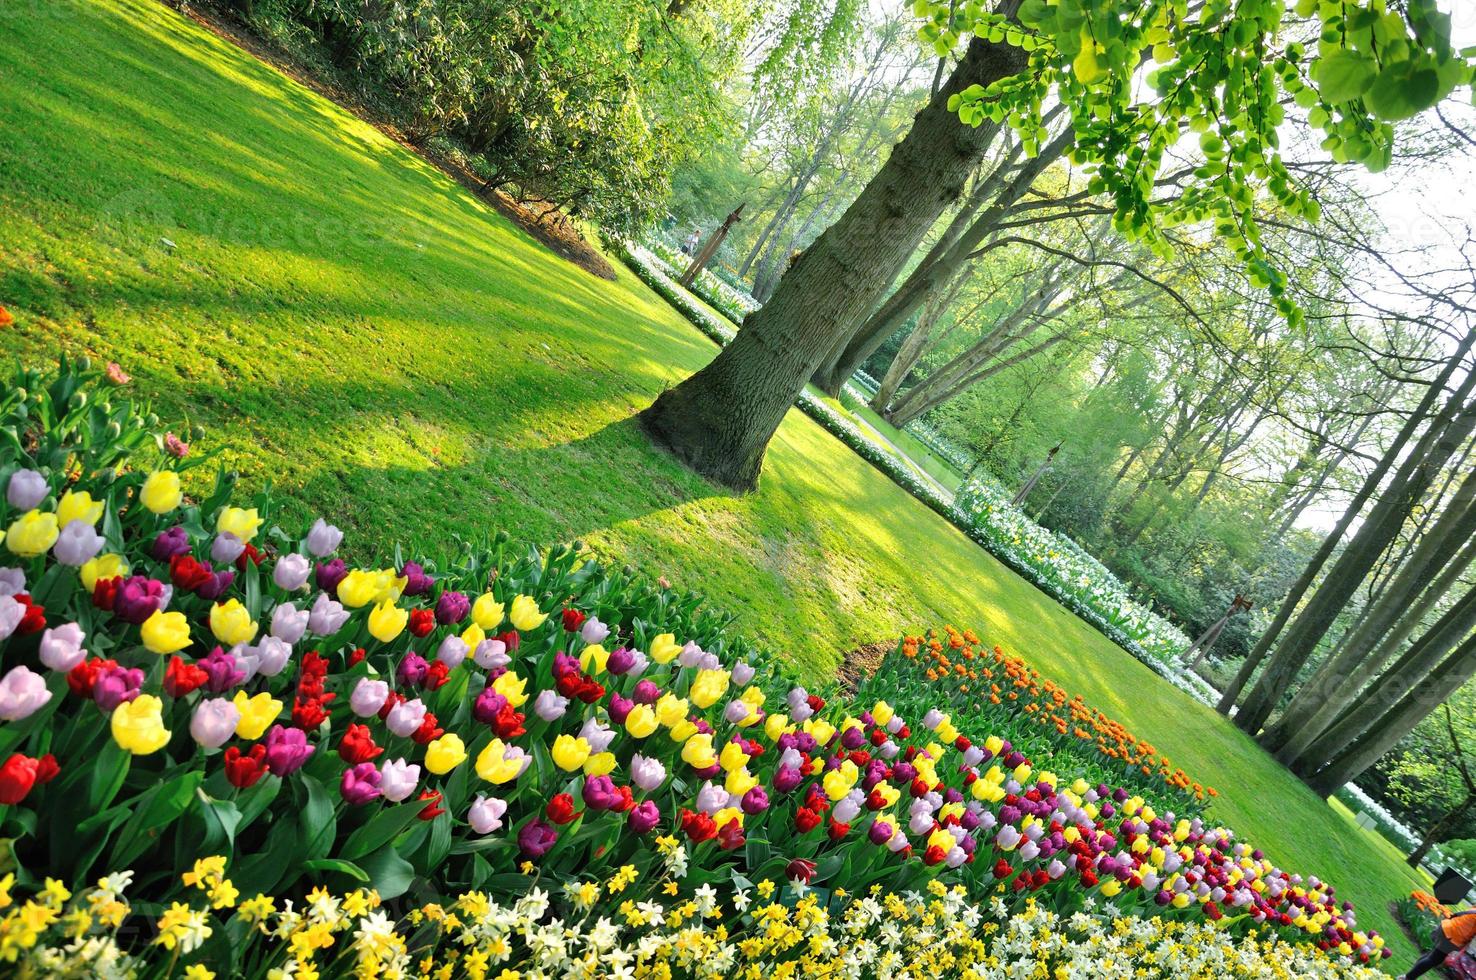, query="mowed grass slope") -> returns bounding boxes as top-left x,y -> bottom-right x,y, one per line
0,0 -> 1425,961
